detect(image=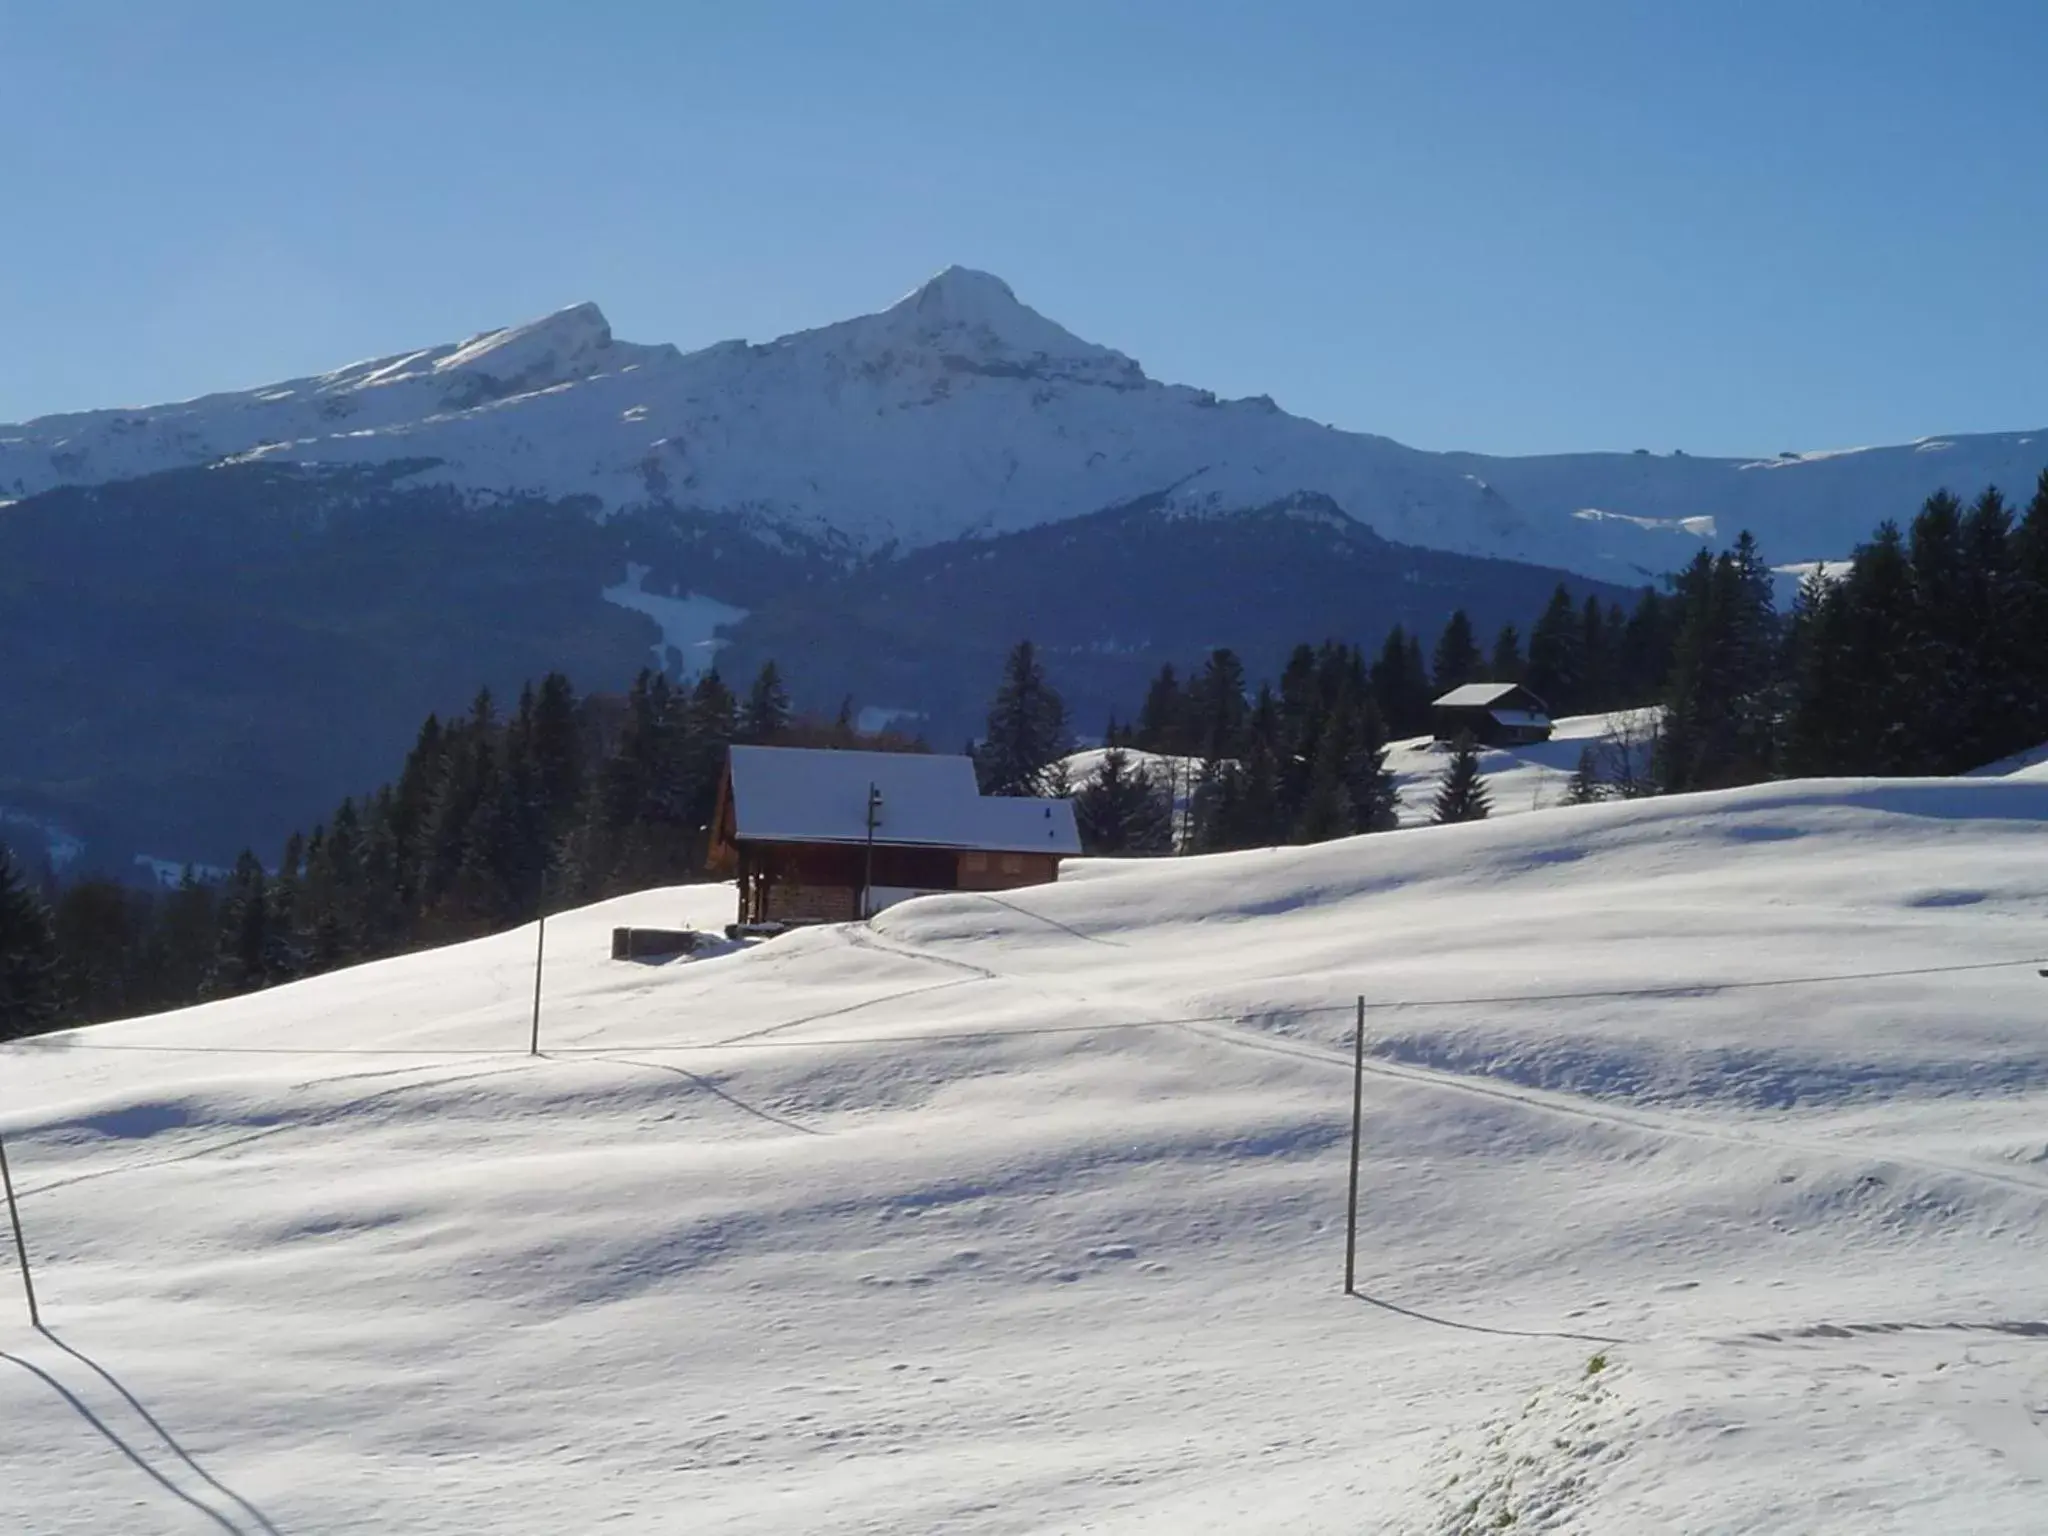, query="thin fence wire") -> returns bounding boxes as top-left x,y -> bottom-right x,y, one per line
8,953 -> 2043,1061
